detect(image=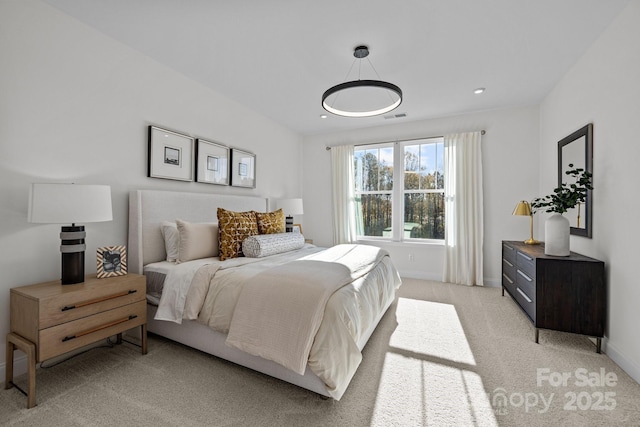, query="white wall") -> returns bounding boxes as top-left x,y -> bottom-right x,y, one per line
0,1 -> 302,368
302,106 -> 540,284
539,1 -> 640,383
